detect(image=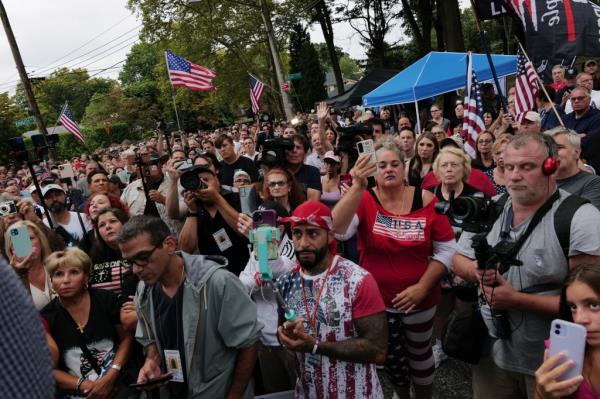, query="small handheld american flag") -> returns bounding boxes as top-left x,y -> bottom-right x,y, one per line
165,51 -> 216,91
59,103 -> 84,143
249,74 -> 265,114
462,52 -> 485,159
